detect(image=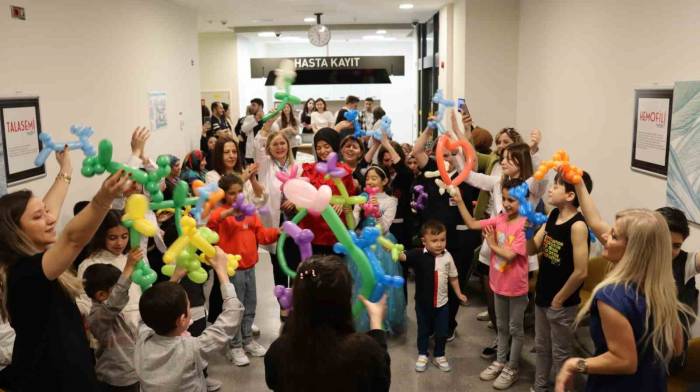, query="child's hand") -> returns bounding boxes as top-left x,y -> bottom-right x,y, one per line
358,293 -> 387,330
484,225 -> 497,247
169,266 -> 188,283
370,196 -> 379,206
450,191 -> 463,205
210,246 -> 230,276
332,204 -> 344,215
457,292 -> 469,304
126,248 -> 143,269
130,127 -> 150,158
